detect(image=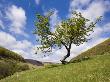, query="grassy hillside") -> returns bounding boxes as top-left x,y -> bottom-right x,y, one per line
0,46 -> 29,79
70,38 -> 110,62
0,53 -> 110,82
0,46 -> 25,62
0,39 -> 110,82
